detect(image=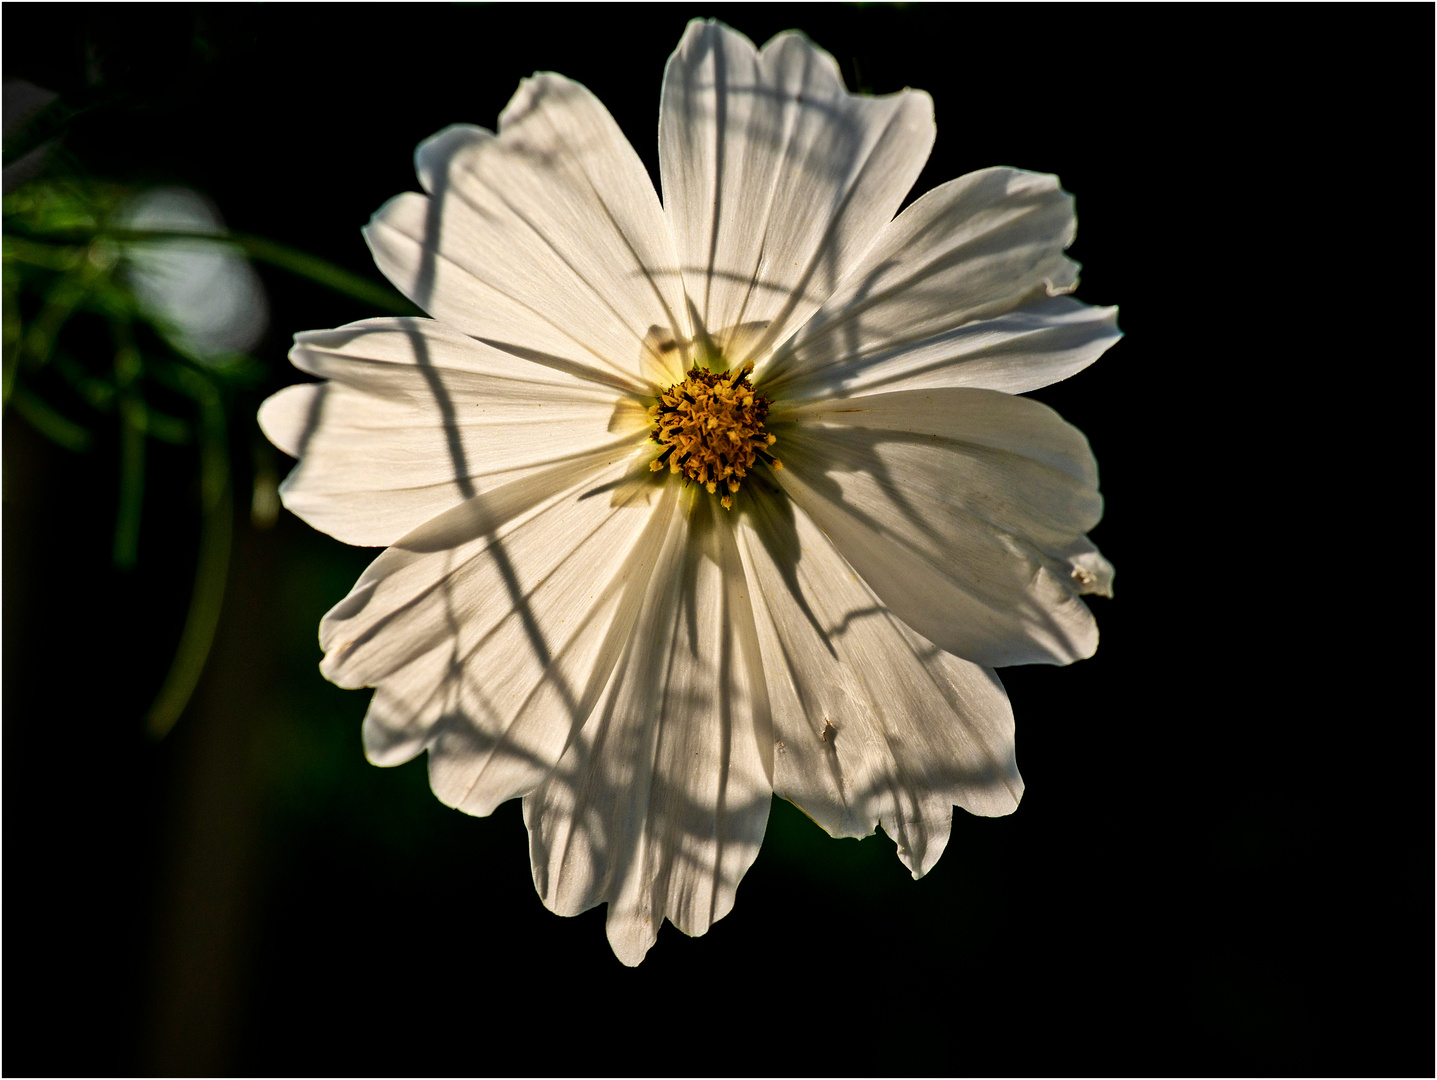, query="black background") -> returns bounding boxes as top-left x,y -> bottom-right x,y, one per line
4,4 -> 1431,1076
